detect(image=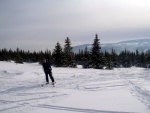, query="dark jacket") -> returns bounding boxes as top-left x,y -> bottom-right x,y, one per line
42,61 -> 52,73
